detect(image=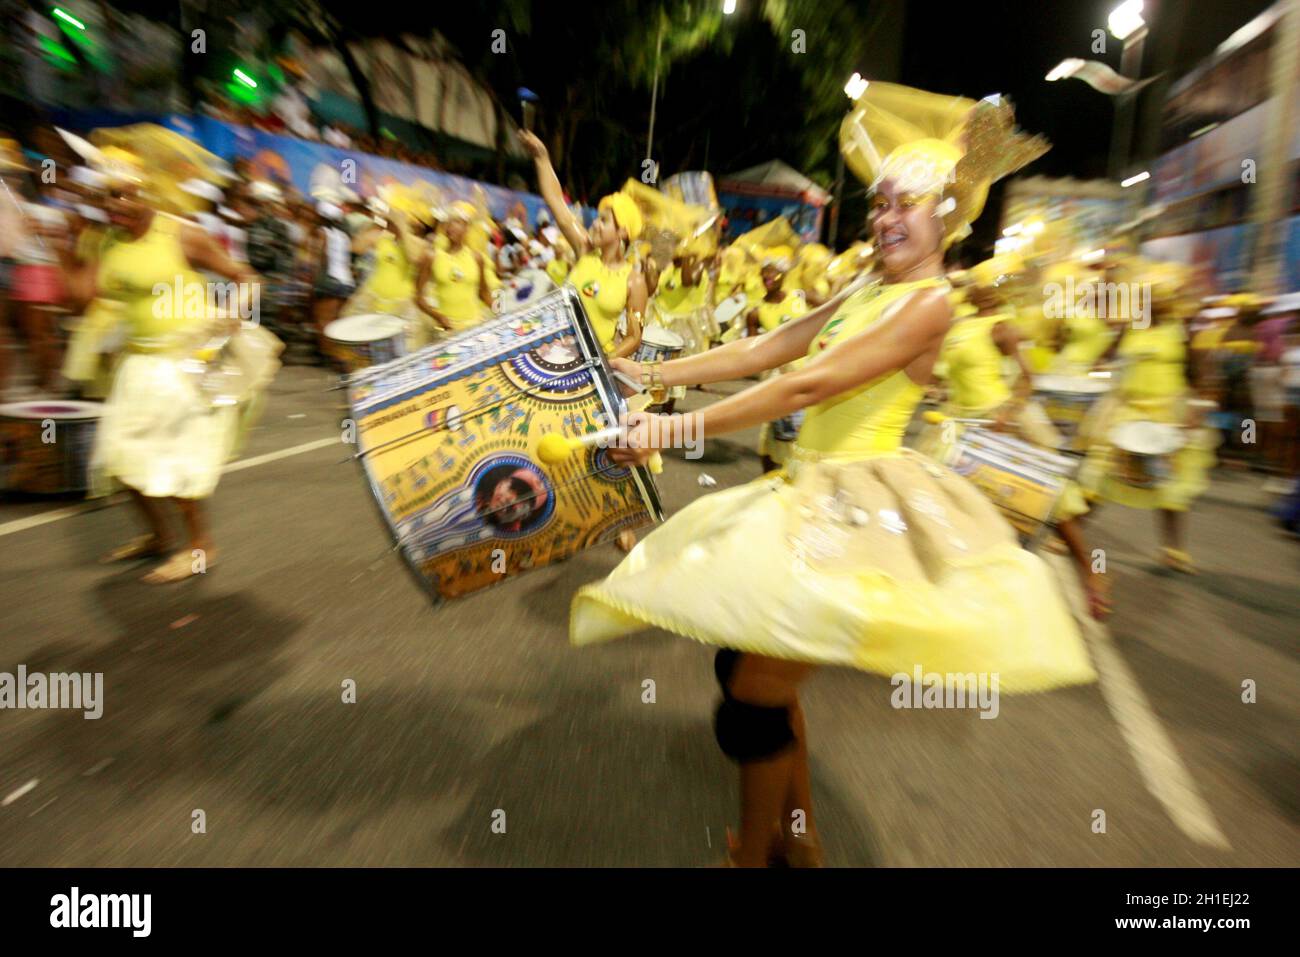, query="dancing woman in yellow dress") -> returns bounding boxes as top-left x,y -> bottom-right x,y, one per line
344,202 -> 425,347
519,131 -> 647,360
57,132 -> 263,583
414,201 -> 492,333
575,84 -> 1093,866
1078,264 -> 1217,573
